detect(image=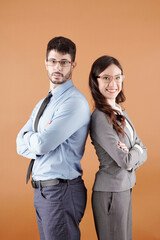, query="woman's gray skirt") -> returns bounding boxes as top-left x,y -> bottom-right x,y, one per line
92,189 -> 132,240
